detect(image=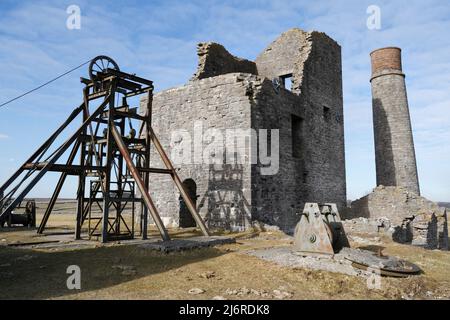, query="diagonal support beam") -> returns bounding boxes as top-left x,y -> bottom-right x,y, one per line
110,123 -> 170,241
37,139 -> 81,234
148,127 -> 210,237
0,96 -> 112,220
0,105 -> 83,194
